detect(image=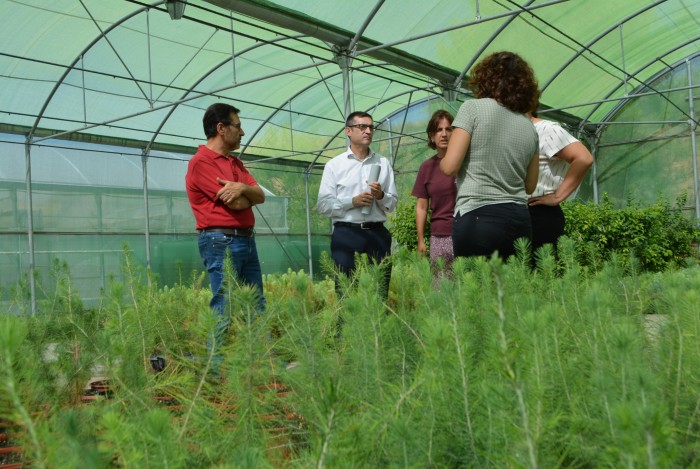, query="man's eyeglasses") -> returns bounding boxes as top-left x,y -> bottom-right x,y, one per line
222,122 -> 242,129
347,124 -> 376,132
